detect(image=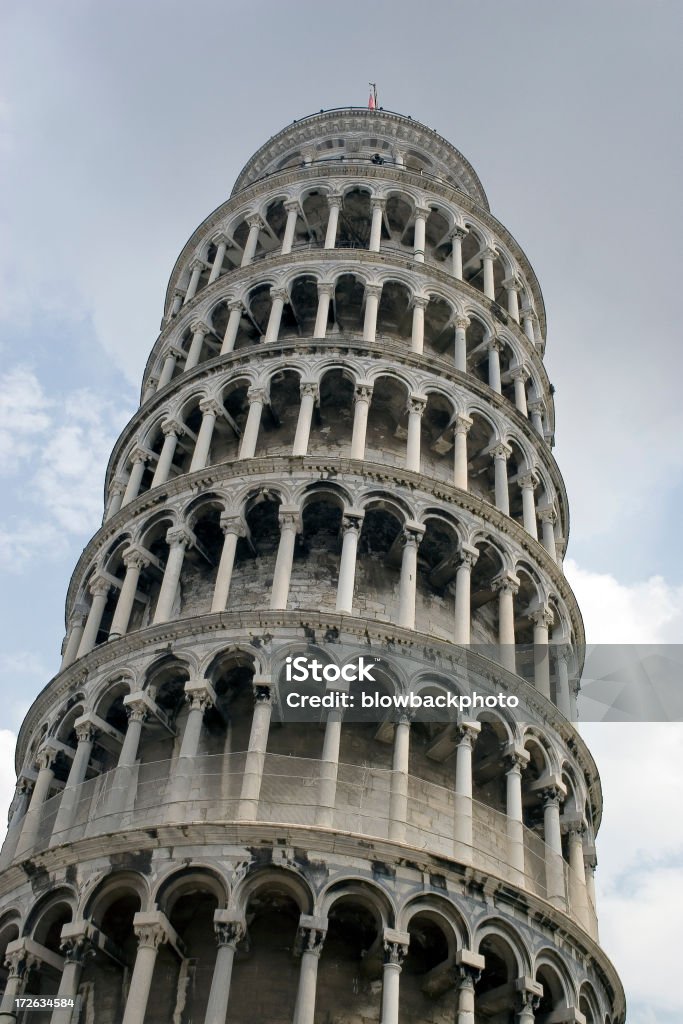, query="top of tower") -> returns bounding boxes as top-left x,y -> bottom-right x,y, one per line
231,107 -> 490,210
